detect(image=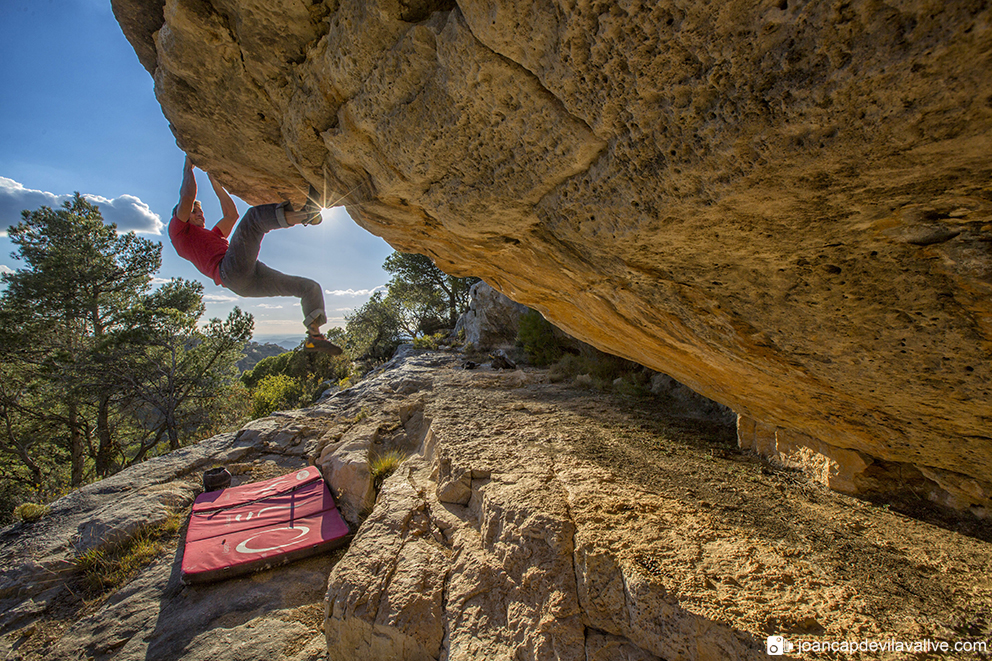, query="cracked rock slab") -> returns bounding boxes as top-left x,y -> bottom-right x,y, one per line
325,357 -> 992,660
